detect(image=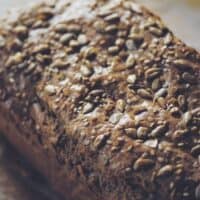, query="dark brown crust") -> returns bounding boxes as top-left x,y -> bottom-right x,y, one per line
0,0 -> 199,200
